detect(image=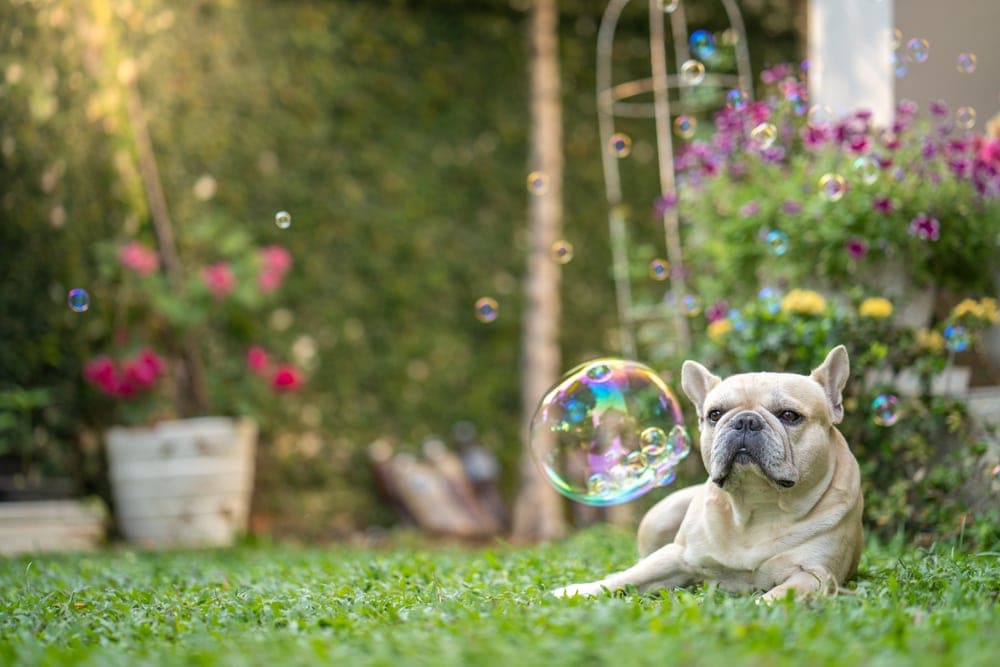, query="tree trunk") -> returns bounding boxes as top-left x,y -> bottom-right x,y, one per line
510,0 -> 567,543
